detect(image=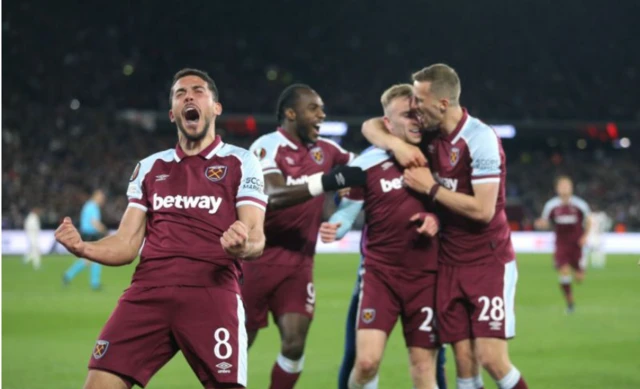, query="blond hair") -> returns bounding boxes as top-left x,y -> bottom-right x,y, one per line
411,63 -> 461,104
380,83 -> 413,113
